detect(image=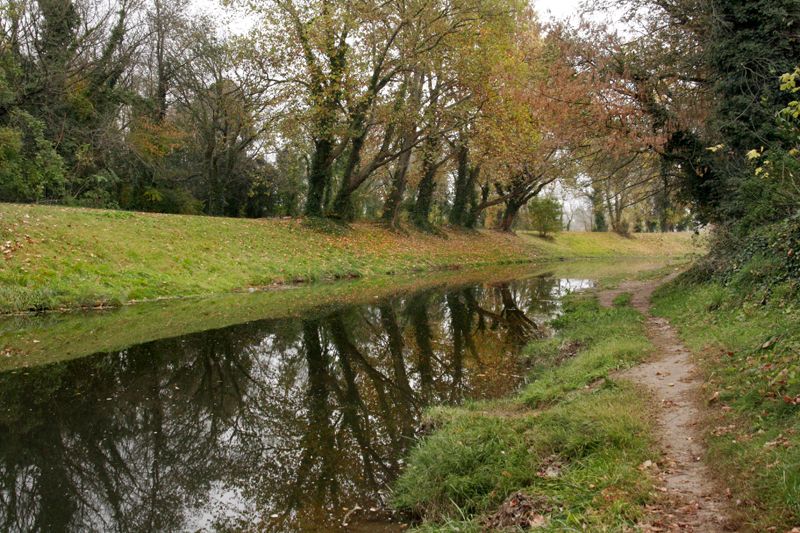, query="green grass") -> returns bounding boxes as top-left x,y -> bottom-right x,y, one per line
520,230 -> 702,259
520,298 -> 652,407
0,204 -> 699,313
0,263 -> 530,371
611,292 -> 633,307
391,296 -> 658,531
0,259 -> 678,372
652,277 -> 800,530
